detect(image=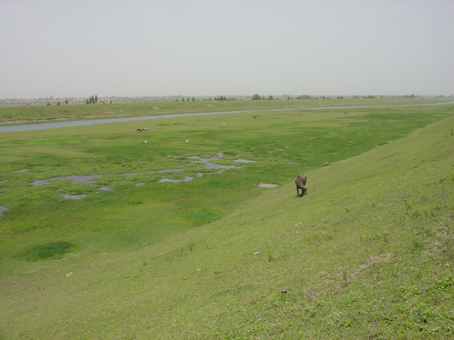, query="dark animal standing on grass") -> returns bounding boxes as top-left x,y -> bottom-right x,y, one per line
136,128 -> 142,132
295,174 -> 308,197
